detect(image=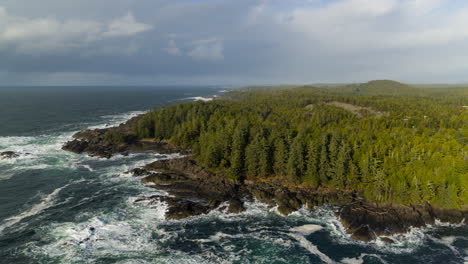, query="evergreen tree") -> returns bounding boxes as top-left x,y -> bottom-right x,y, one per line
304,140 -> 320,186
318,134 -> 330,184
258,135 -> 273,177
230,123 -> 249,181
273,136 -> 288,176
287,136 -> 305,183
334,141 -> 351,188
